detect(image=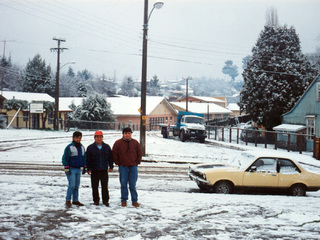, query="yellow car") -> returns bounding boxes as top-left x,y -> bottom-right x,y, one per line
188,155 -> 320,196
